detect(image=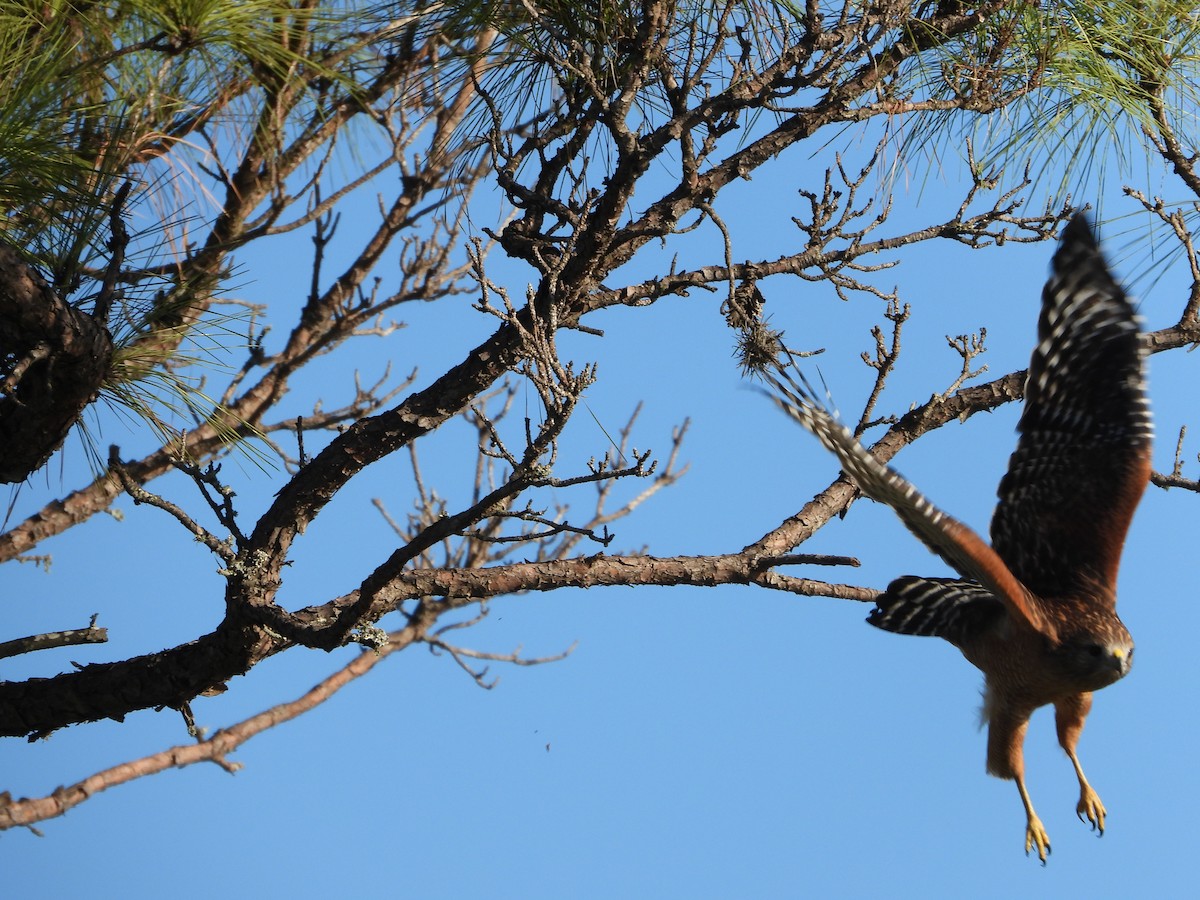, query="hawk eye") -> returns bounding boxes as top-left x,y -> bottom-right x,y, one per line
1087,645 -> 1103,657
